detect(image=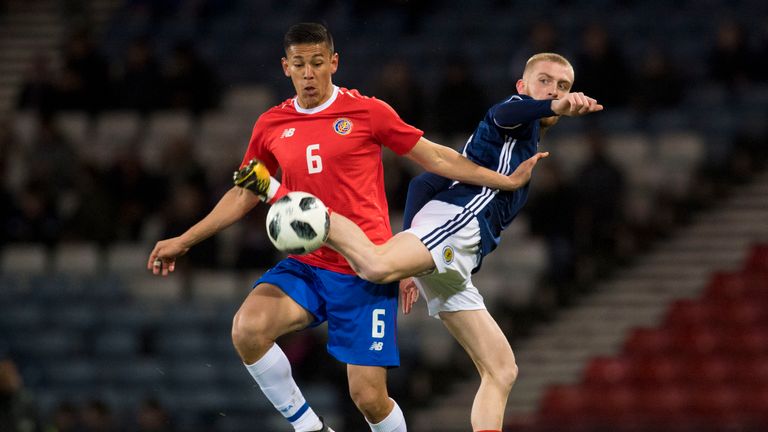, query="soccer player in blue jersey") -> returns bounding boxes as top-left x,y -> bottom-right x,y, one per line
324,53 -> 603,432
